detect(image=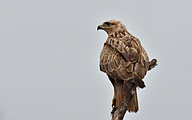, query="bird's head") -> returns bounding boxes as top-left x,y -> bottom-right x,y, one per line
97,20 -> 127,35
